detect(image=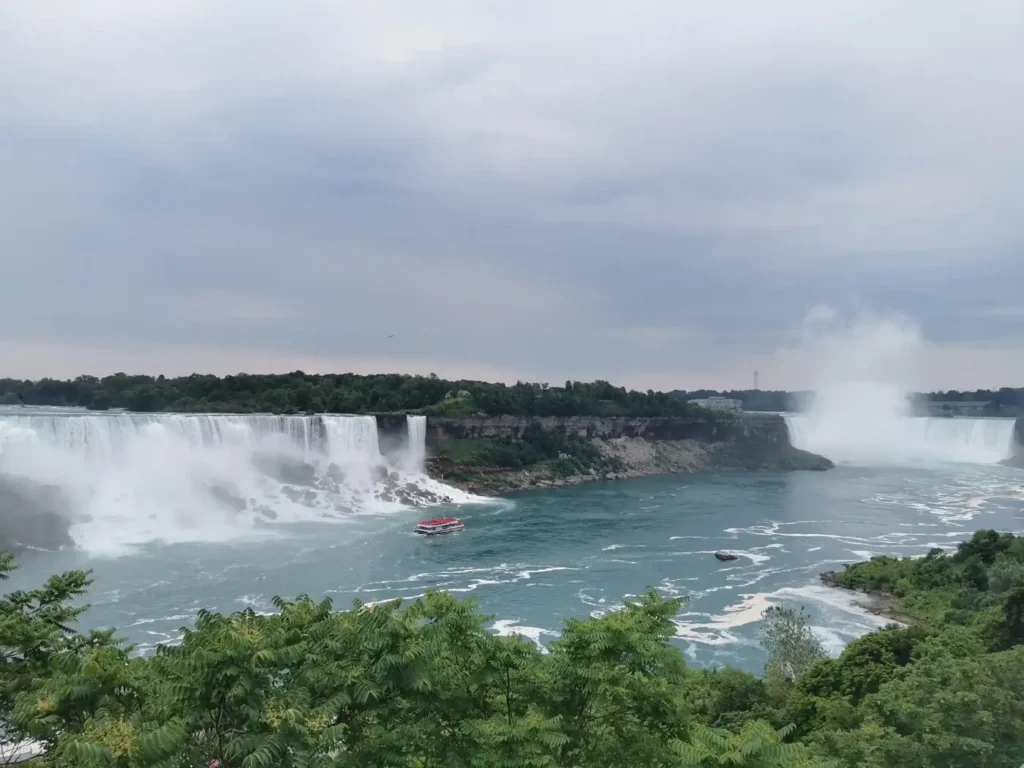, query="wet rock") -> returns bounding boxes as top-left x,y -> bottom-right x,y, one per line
0,478 -> 75,552
820,570 -> 840,587
209,484 -> 248,512
252,452 -> 318,486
